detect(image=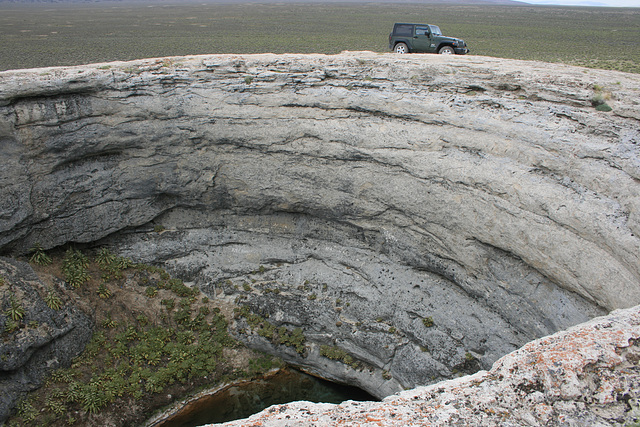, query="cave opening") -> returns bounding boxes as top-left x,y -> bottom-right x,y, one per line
156,368 -> 377,426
